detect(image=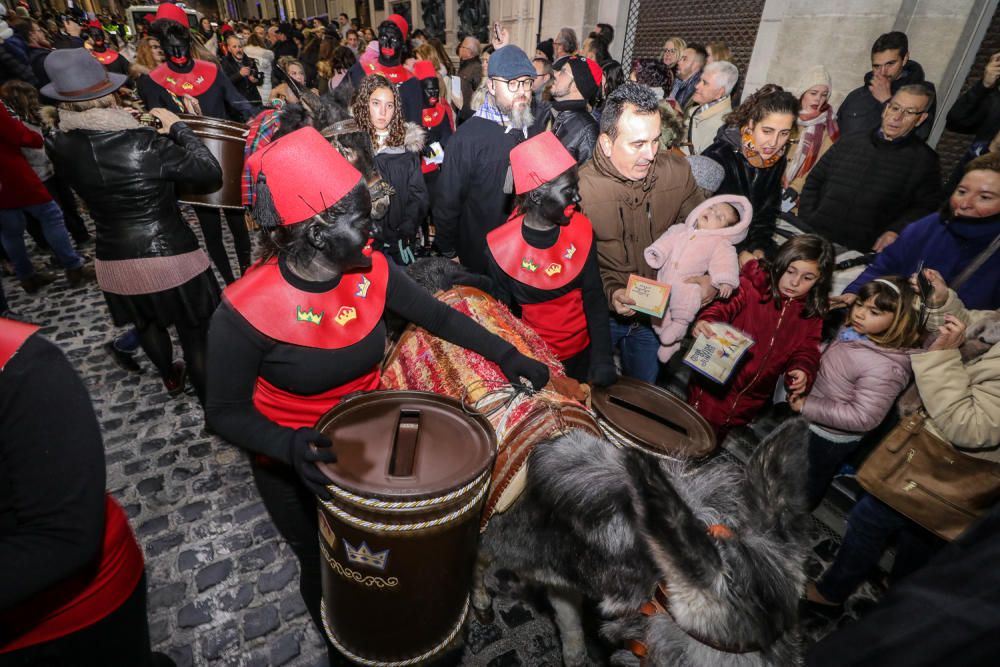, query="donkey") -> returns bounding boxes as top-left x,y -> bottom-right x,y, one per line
474,418 -> 812,667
